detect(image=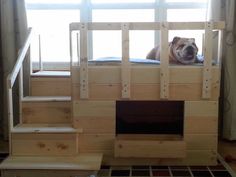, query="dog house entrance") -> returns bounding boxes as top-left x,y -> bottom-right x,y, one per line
116,101 -> 184,135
